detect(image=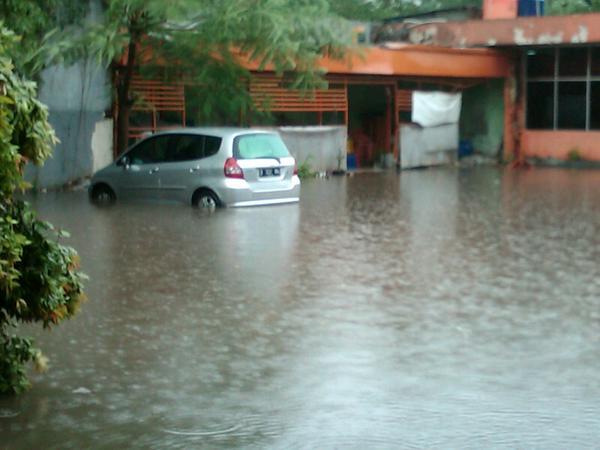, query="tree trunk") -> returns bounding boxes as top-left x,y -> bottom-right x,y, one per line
115,36 -> 138,155
116,92 -> 131,156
